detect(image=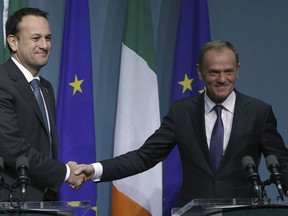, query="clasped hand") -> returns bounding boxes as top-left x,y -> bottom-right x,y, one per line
66,161 -> 95,190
